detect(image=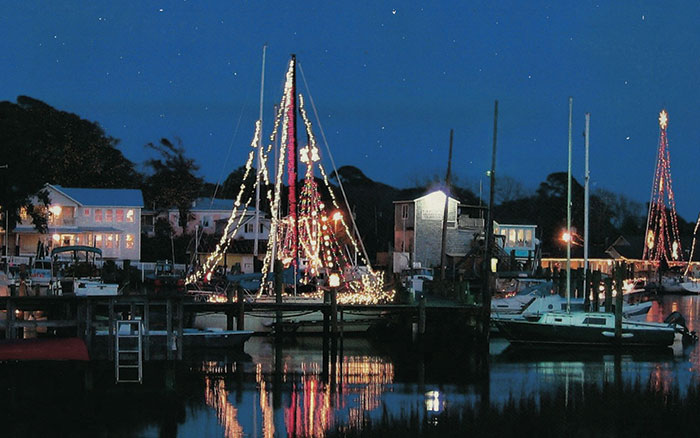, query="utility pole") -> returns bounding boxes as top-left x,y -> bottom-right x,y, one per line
566,97 -> 573,313
583,113 -> 590,303
440,129 -> 453,281
482,101 -> 498,343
